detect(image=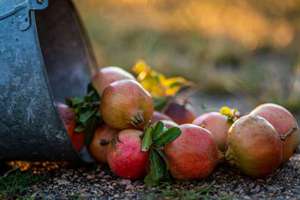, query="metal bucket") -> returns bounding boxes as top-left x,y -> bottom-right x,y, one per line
0,0 -> 96,162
